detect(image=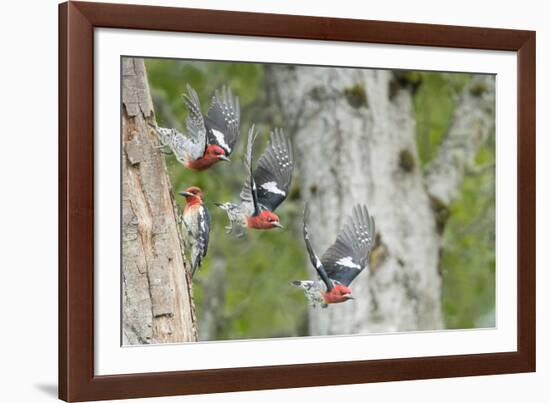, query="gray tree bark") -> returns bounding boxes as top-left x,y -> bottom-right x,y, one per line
266,66 -> 494,335
122,57 -> 197,345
